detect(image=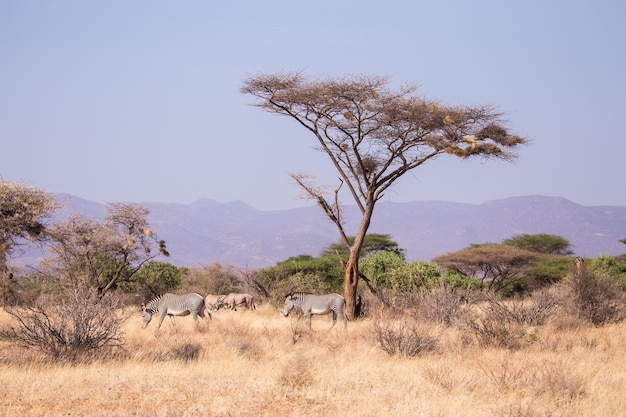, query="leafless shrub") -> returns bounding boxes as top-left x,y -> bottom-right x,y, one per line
532,362 -> 586,403
0,285 -> 124,362
464,315 -> 536,350
413,286 -> 475,327
479,357 -> 529,392
371,315 -> 439,357
423,363 -> 476,393
564,264 -> 625,325
483,288 -> 562,327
